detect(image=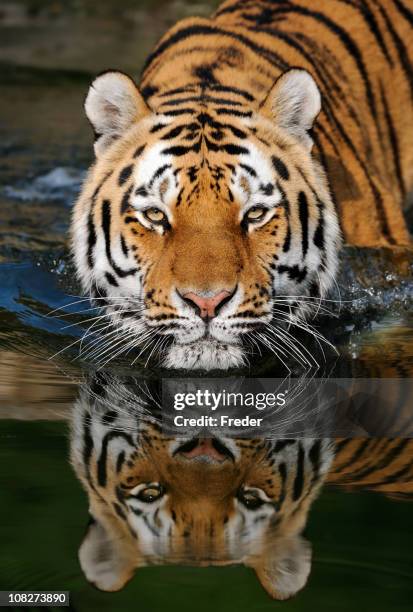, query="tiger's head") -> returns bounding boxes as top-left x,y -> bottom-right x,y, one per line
71,381 -> 333,599
71,69 -> 340,370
